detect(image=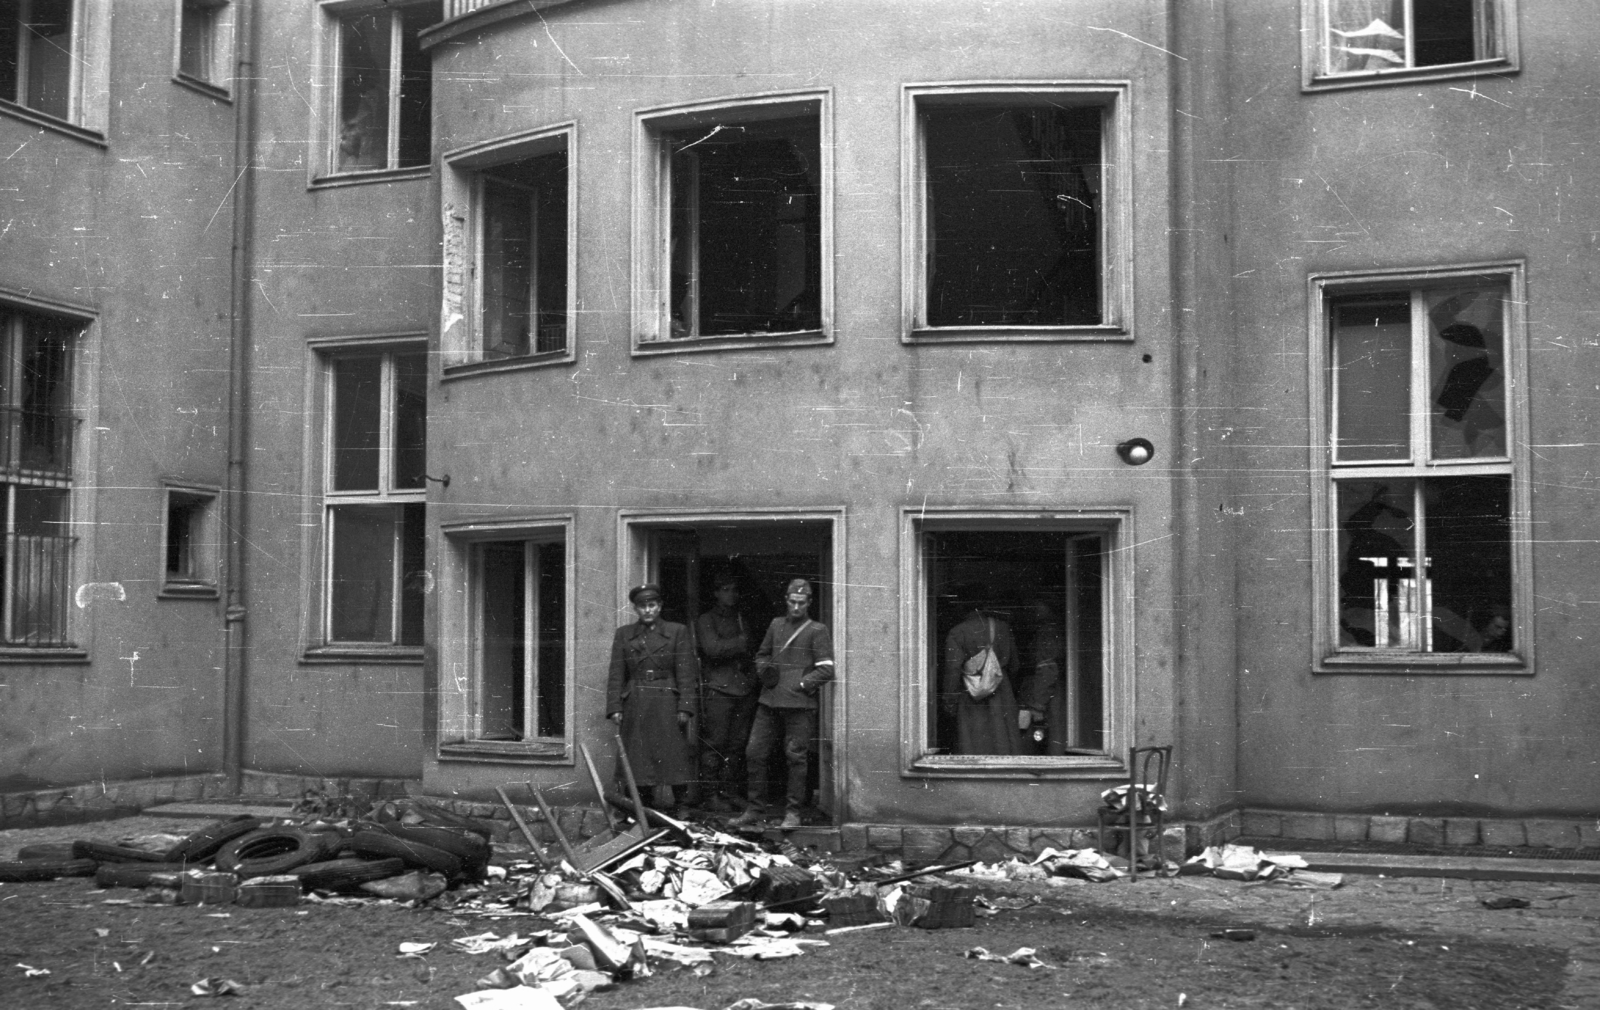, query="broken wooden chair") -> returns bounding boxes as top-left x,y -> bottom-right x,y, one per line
1096,744 -> 1172,880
